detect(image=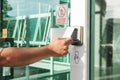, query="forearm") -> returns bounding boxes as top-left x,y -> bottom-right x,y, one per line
0,46 -> 52,66
0,38 -> 71,67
